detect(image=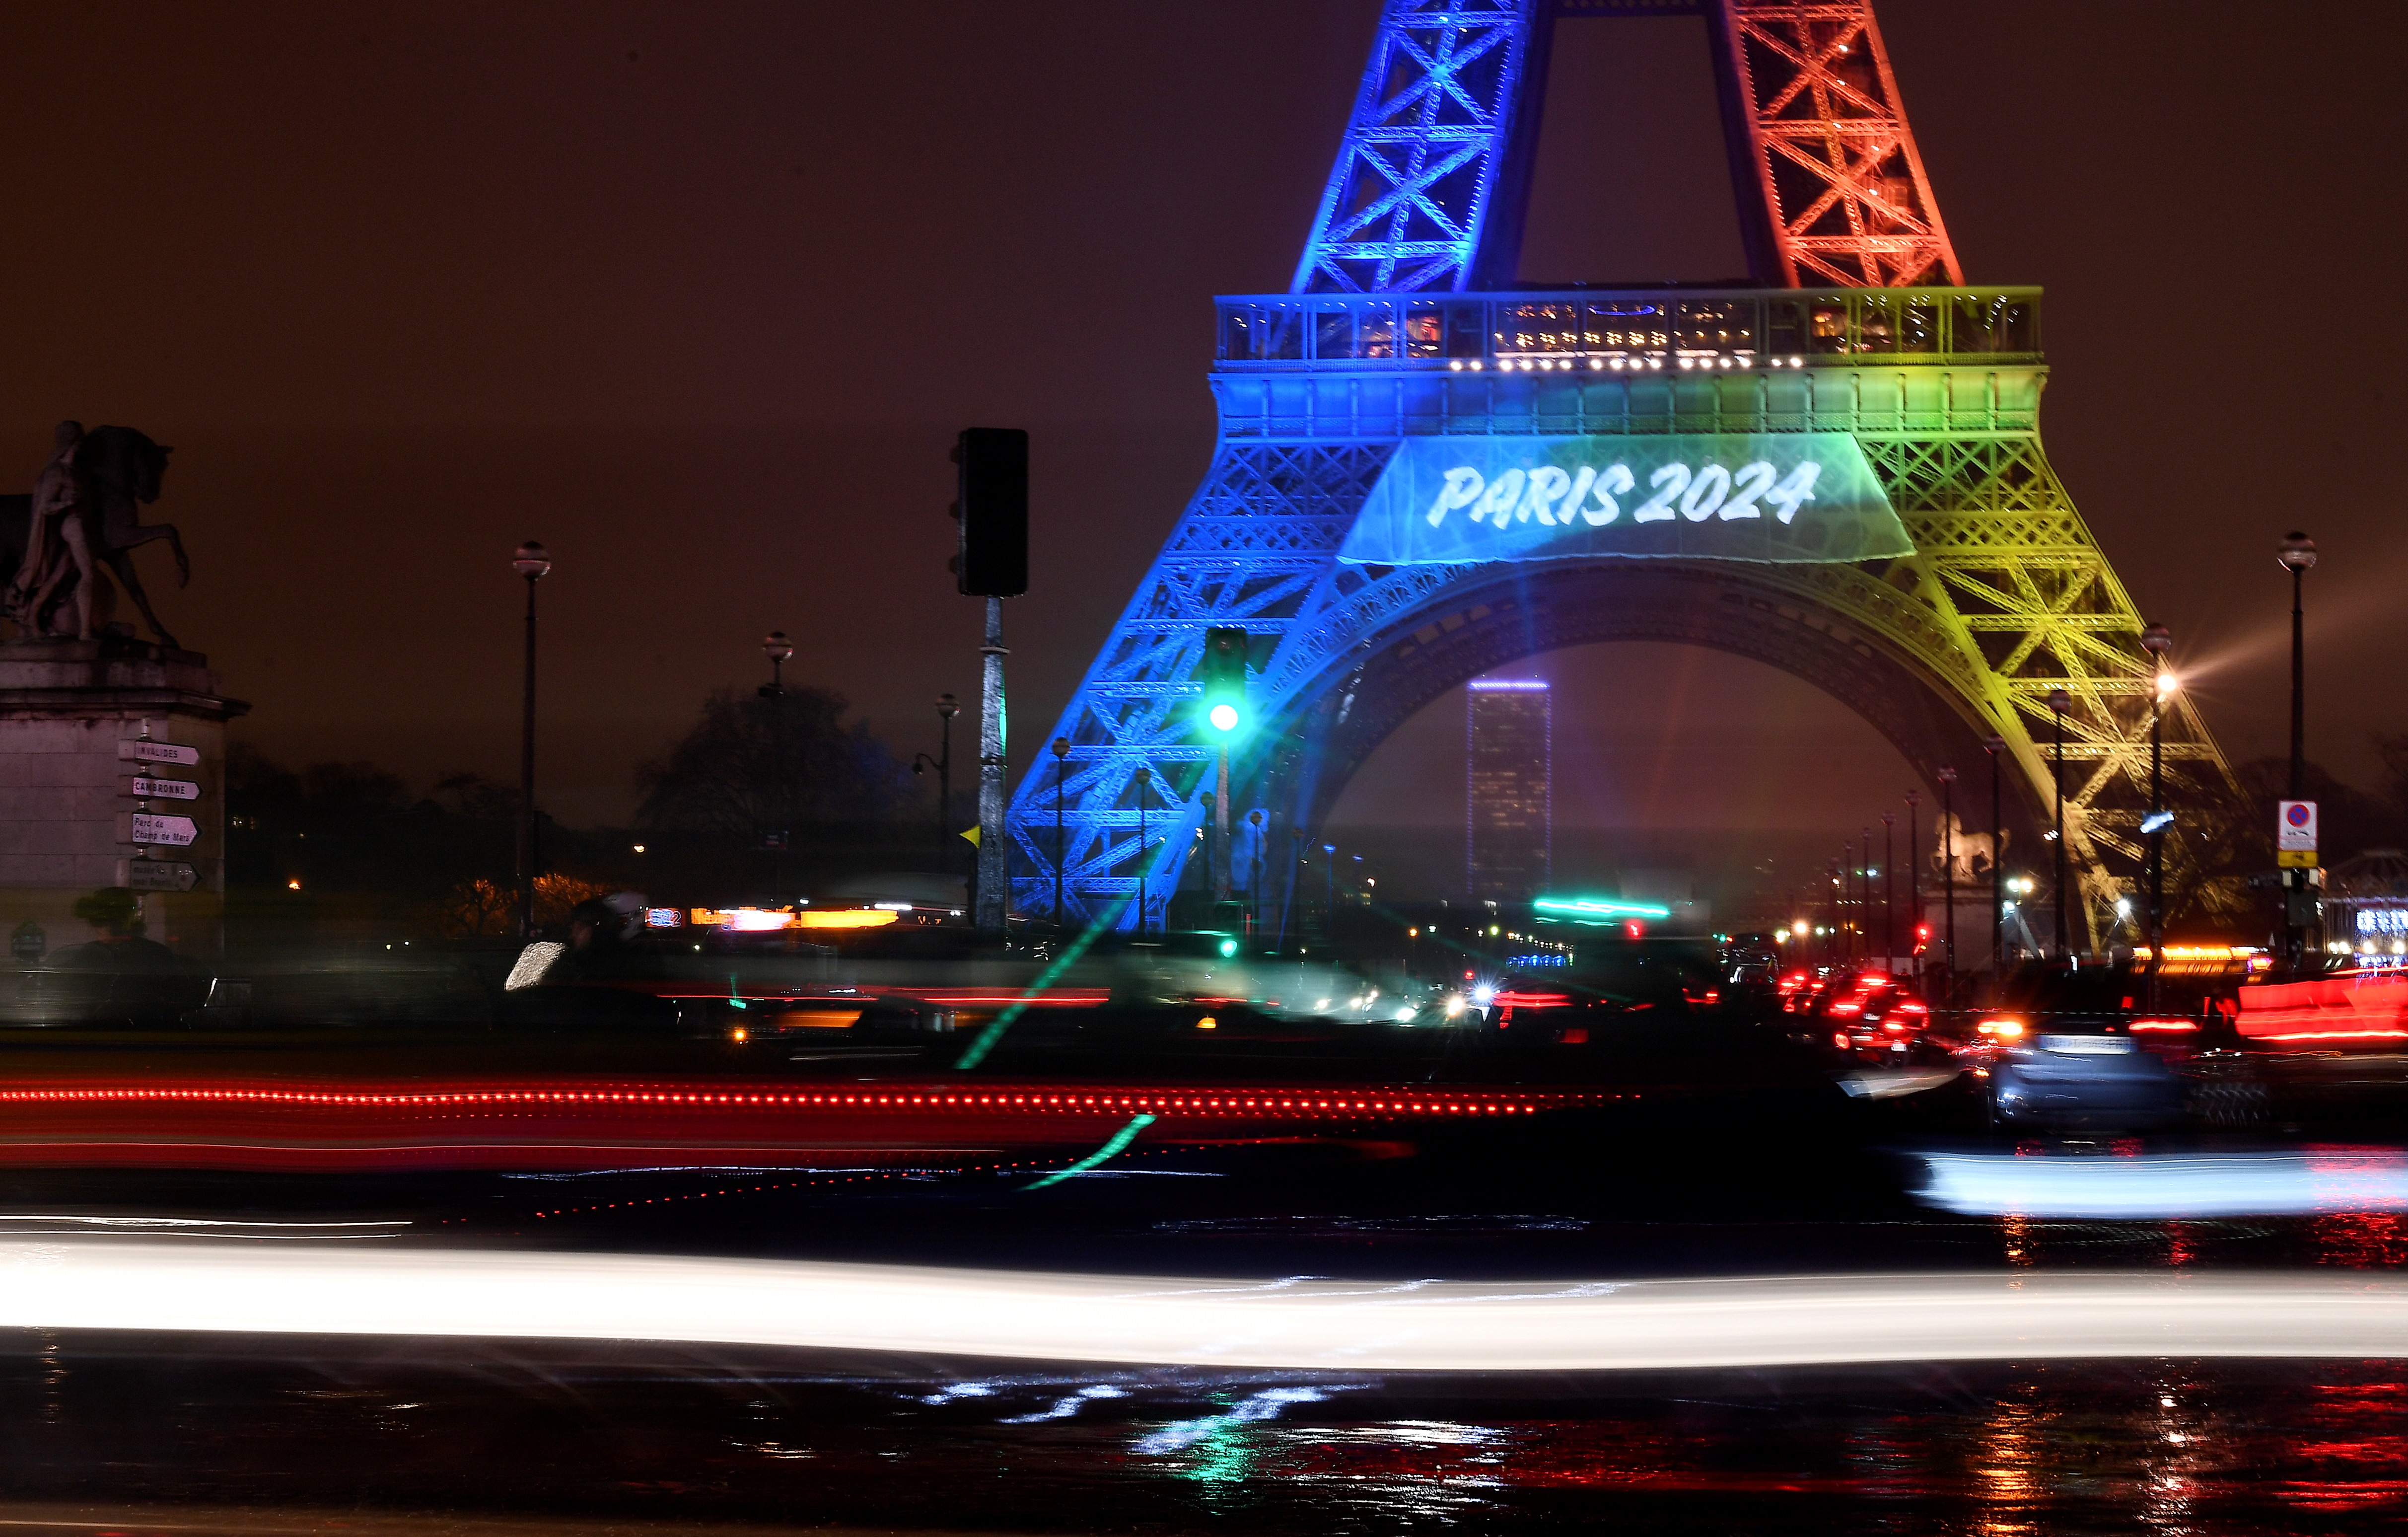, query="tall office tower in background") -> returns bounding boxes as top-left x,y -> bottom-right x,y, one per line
1468,679 -> 1551,900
